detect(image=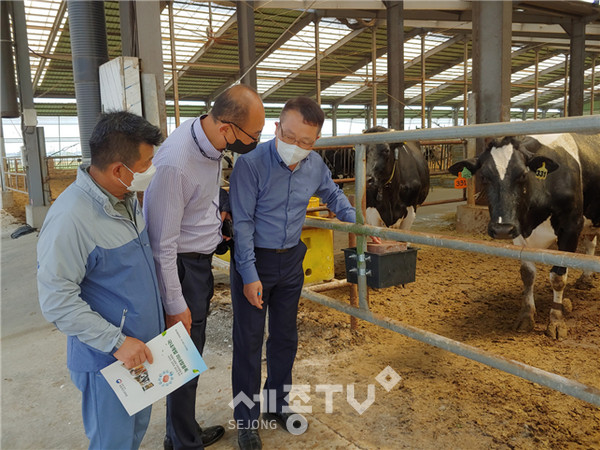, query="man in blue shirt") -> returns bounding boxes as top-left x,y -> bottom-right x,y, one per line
229,97 -> 356,450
